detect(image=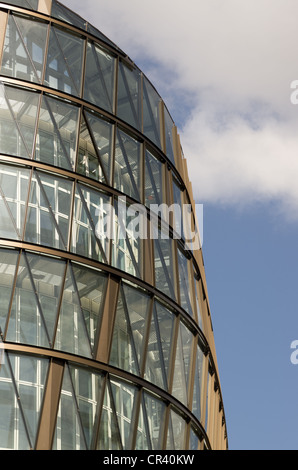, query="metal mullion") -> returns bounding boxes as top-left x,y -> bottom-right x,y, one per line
35,171 -> 68,250
6,351 -> 33,449
75,183 -> 108,264
20,167 -> 34,240
167,312 -> 180,397
12,13 -> 41,83
66,162 -> 77,254
187,333 -> 199,413
161,403 -> 171,450
31,89 -> 43,160
23,251 -> 52,346
80,34 -> 87,99
82,107 -> 109,184
0,10 -> 8,67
